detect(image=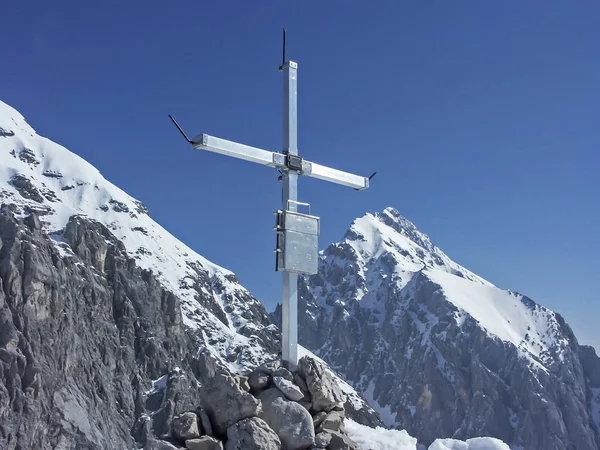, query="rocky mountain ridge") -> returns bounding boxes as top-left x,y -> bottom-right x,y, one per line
289,207 -> 600,449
